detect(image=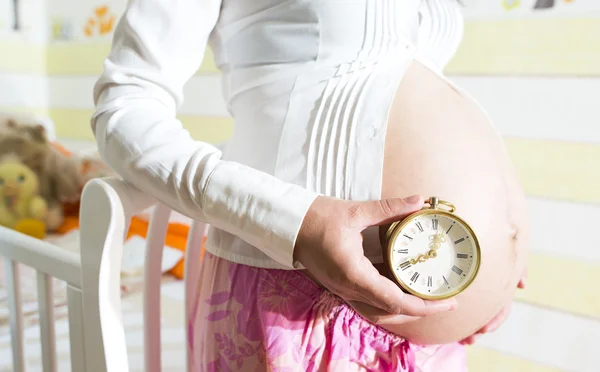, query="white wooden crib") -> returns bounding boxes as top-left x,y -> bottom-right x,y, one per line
0,176 -> 209,372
